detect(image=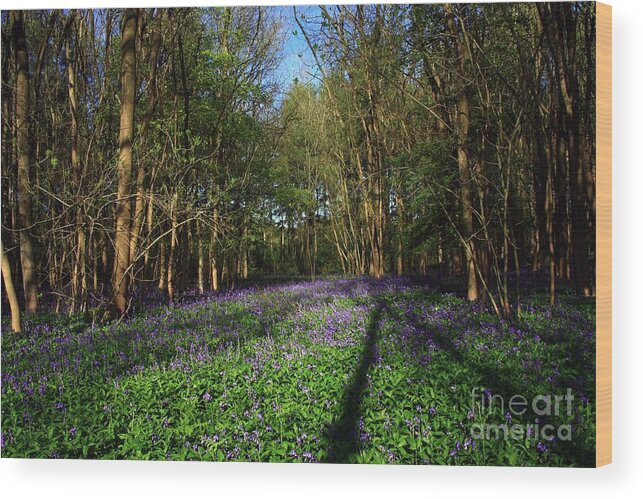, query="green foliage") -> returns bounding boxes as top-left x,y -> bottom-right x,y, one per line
2,282 -> 595,465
